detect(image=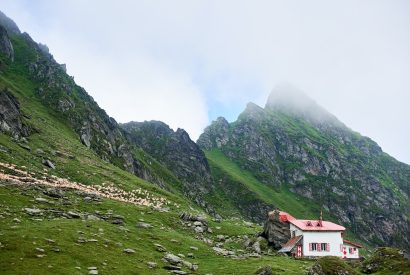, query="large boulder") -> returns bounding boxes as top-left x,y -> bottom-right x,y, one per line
261,210 -> 291,249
